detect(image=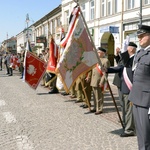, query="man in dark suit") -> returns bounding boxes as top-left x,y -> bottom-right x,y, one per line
129,24 -> 150,150
113,47 -> 129,126
107,42 -> 137,137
